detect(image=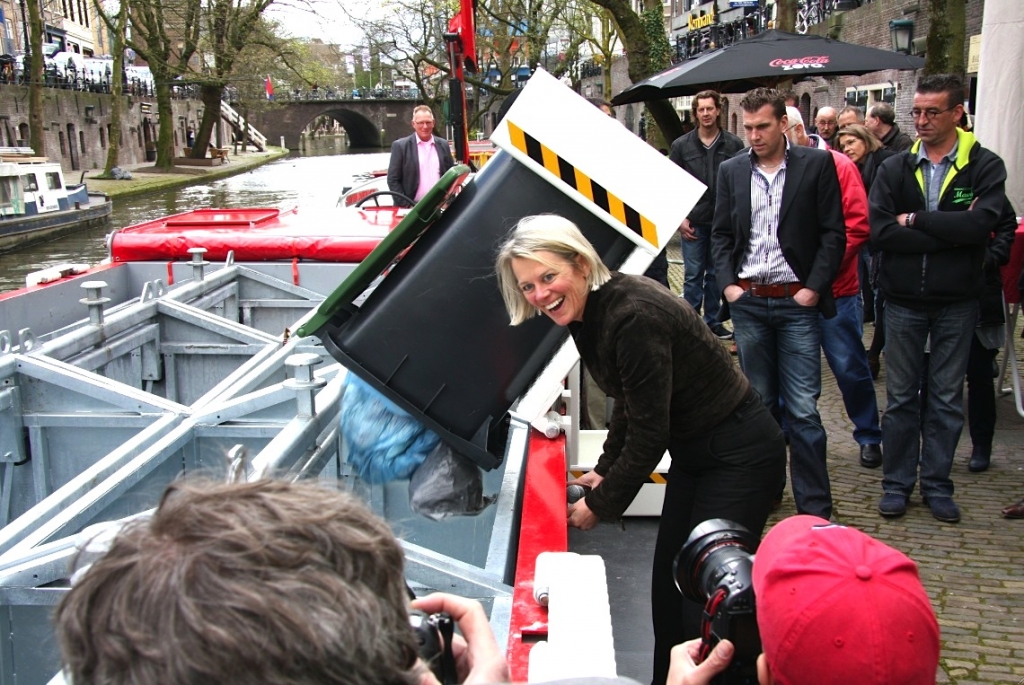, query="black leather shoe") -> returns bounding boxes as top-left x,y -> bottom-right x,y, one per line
968,445 -> 991,473
860,443 -> 882,468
